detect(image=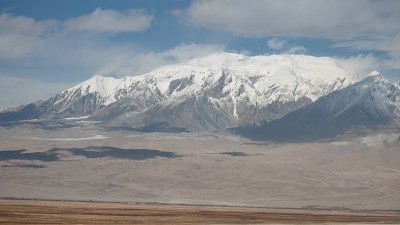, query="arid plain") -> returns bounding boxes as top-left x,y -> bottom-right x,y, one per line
1,119 -> 399,210
0,119 -> 400,224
